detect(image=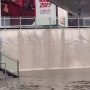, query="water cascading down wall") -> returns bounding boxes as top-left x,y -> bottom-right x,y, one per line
1,28 -> 90,71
